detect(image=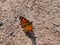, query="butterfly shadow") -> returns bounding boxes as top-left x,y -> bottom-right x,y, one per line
25,31 -> 37,45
